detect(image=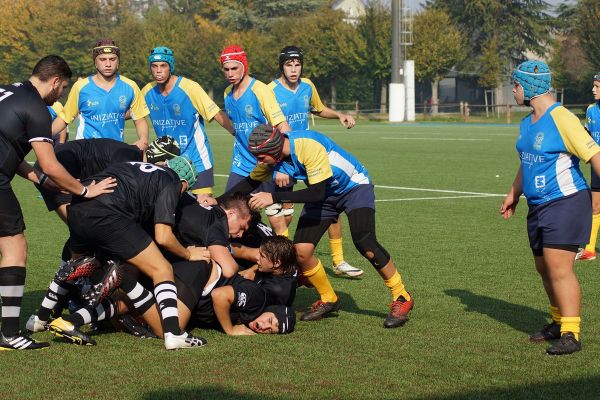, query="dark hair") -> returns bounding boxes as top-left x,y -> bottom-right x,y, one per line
220,192 -> 252,218
32,55 -> 72,82
260,236 -> 297,275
